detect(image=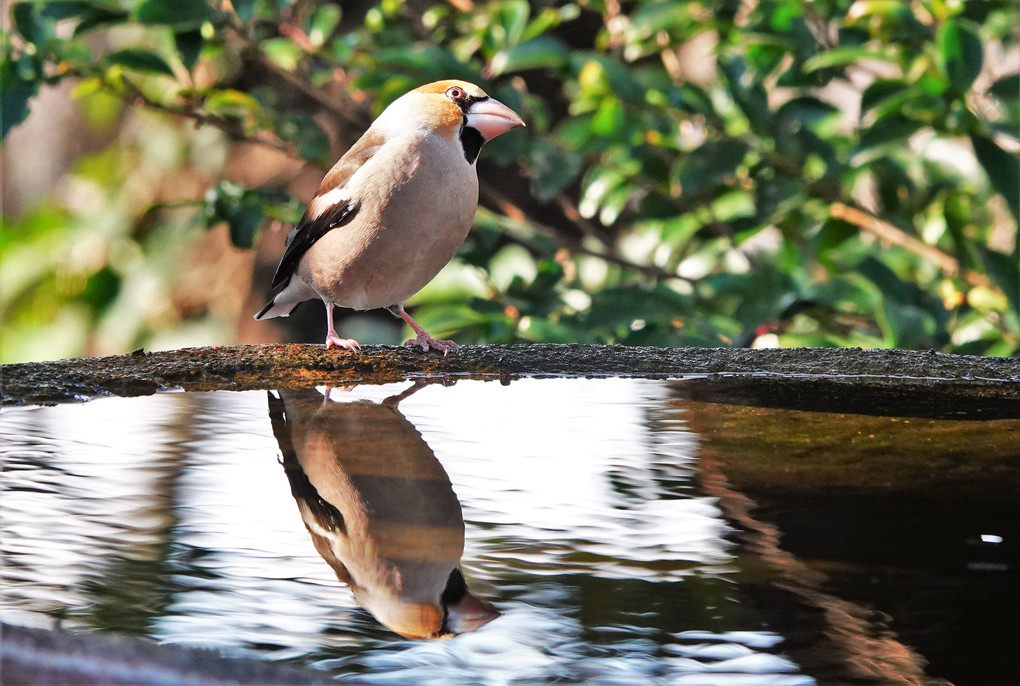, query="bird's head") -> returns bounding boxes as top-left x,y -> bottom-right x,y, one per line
354,567 -> 500,640
376,80 -> 525,161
